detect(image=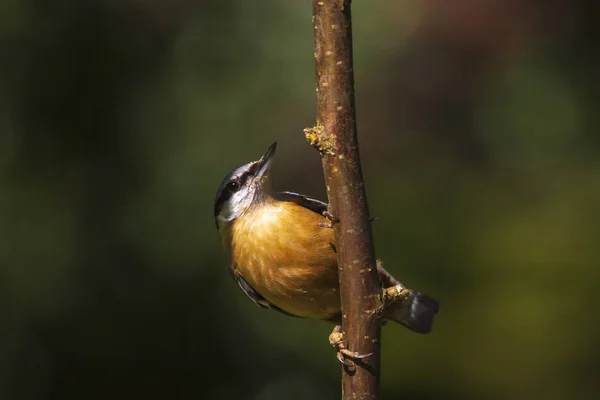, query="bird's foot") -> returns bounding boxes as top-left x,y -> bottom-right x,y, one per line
329,325 -> 372,368
378,284 -> 412,318
319,212 -> 376,228
319,210 -> 340,229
